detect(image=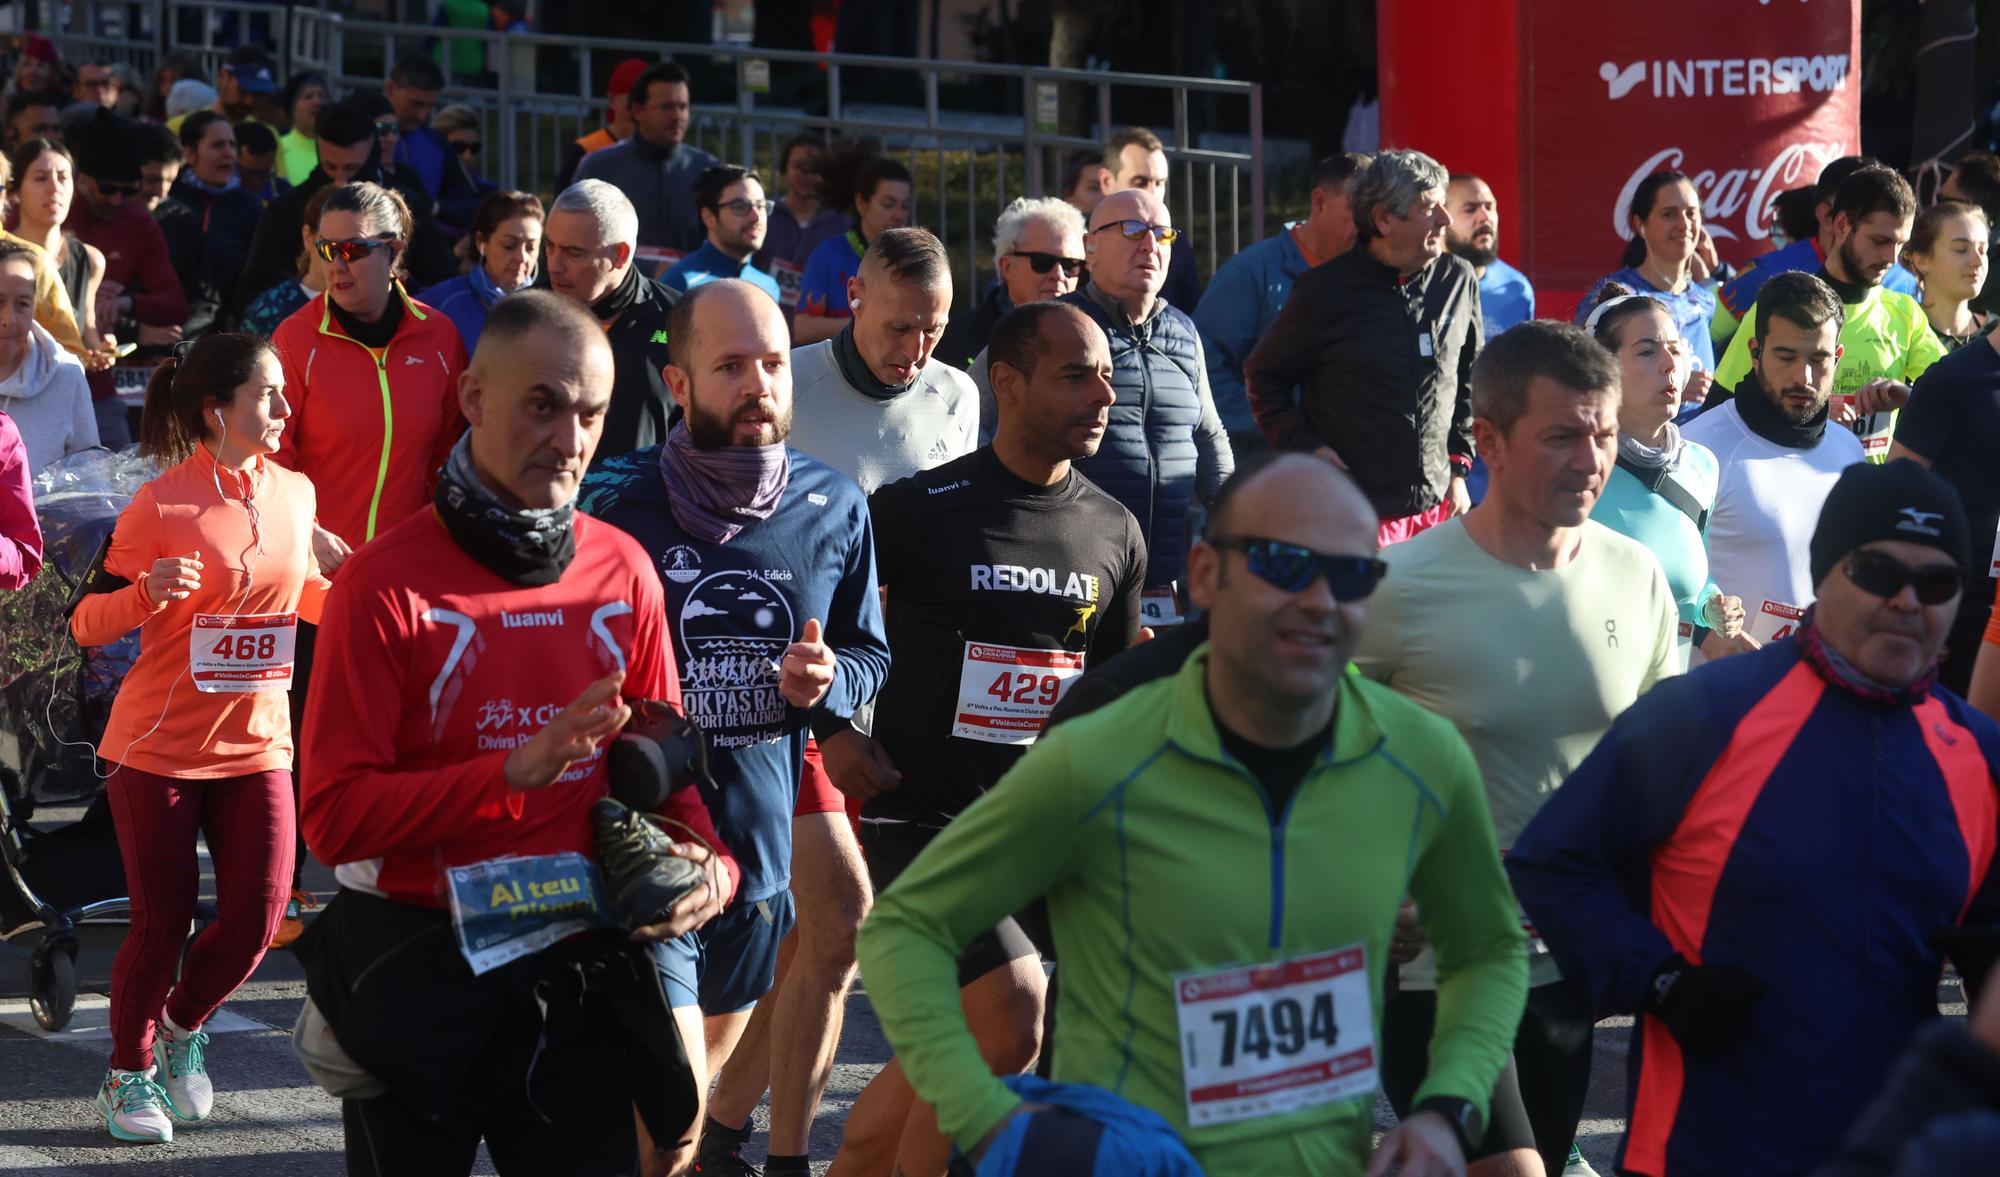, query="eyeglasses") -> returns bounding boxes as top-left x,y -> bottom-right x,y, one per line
313,236 -> 395,264
1209,536 -> 1387,600
452,139 -> 481,157
711,197 -> 772,217
1845,549 -> 1962,605
93,180 -> 140,197
1008,250 -> 1085,277
373,121 -> 398,137
1093,219 -> 1180,245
